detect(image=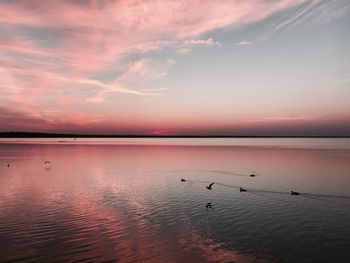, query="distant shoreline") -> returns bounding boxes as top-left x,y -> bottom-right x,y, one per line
0,132 -> 349,138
